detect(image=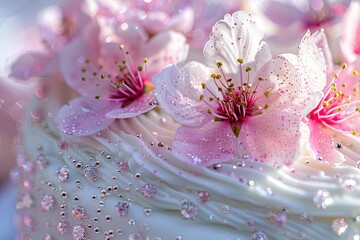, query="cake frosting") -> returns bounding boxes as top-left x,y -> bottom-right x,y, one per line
13,74 -> 360,240
10,2 -> 360,240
